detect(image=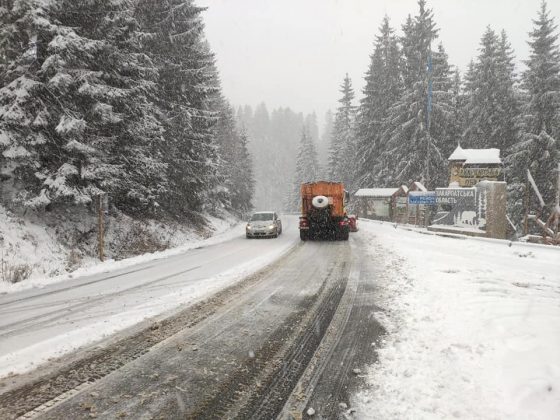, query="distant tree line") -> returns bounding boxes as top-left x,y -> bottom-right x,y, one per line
0,0 -> 254,220
236,104 -> 323,212
328,0 -> 560,226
